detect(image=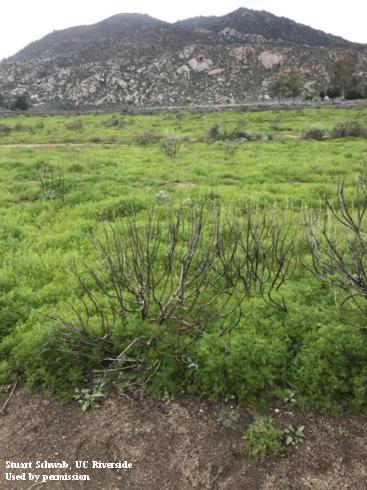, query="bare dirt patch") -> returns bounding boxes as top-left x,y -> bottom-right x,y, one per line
174,182 -> 195,189
0,390 -> 366,489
